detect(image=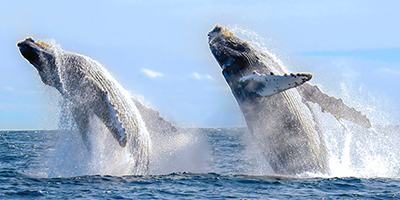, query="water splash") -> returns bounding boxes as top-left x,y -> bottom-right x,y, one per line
149,127 -> 209,175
